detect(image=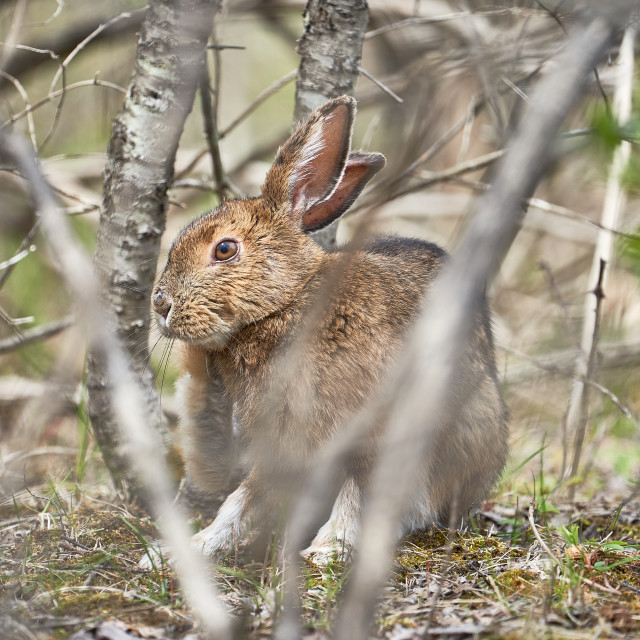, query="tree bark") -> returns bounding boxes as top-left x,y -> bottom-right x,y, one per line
87,0 -> 221,495
294,0 -> 369,249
